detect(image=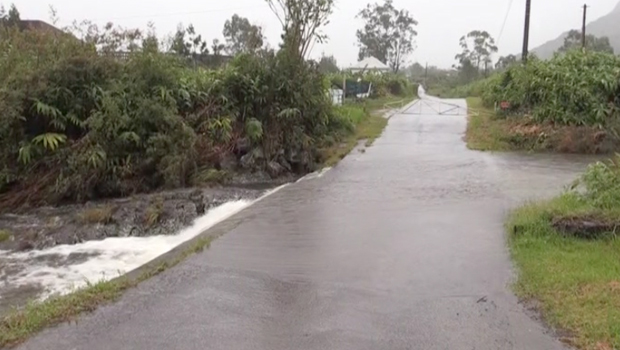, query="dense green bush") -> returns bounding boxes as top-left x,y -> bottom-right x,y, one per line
0,25 -> 352,209
429,78 -> 488,99
481,51 -> 620,126
578,156 -> 620,210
